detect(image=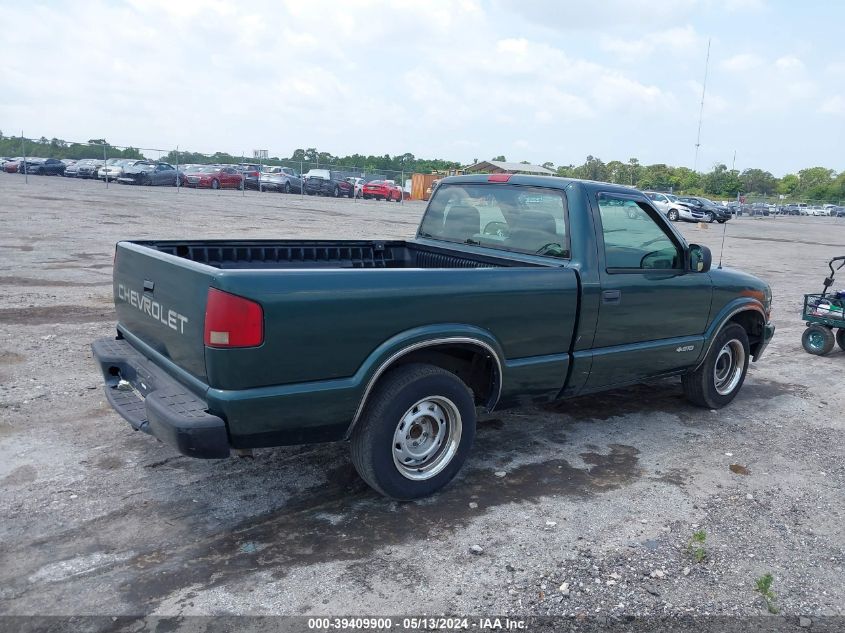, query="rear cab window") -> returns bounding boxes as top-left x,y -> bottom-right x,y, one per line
419,183 -> 569,259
